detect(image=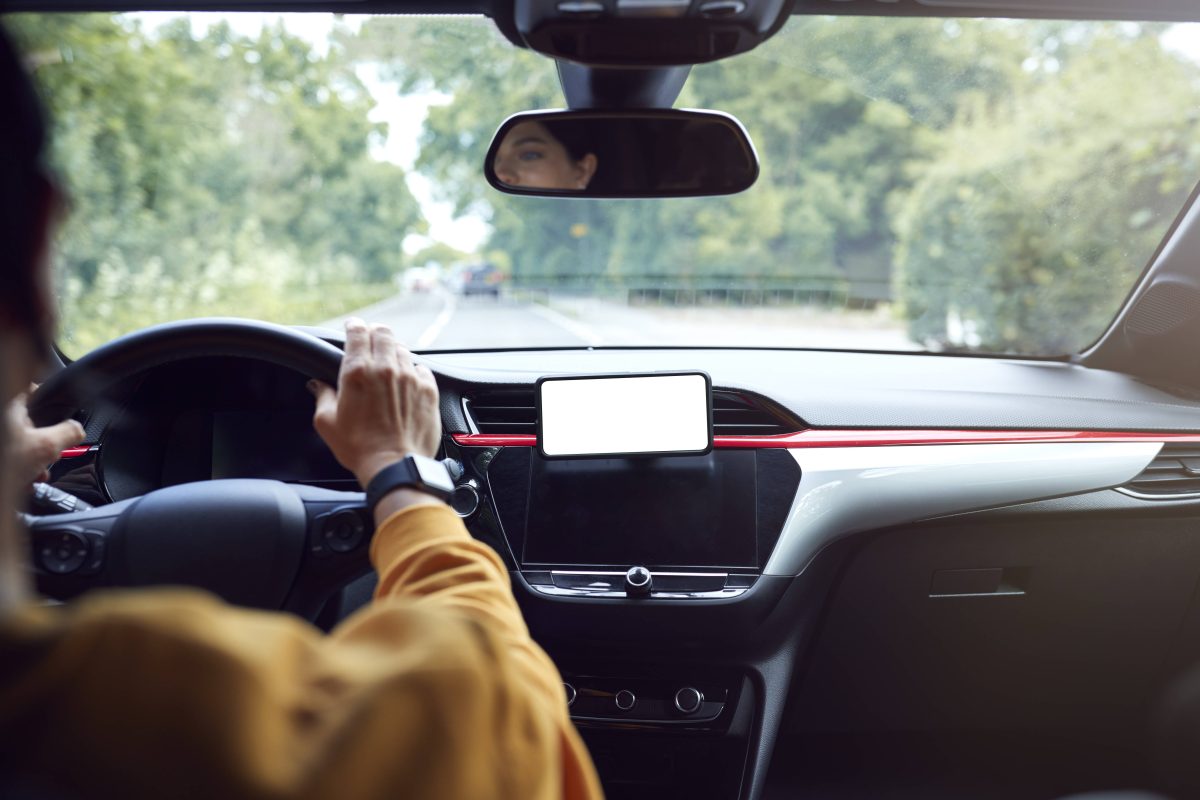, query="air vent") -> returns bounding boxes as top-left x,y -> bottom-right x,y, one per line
1124,443 -> 1200,497
464,389 -> 538,435
463,387 -> 798,437
711,391 -> 798,435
